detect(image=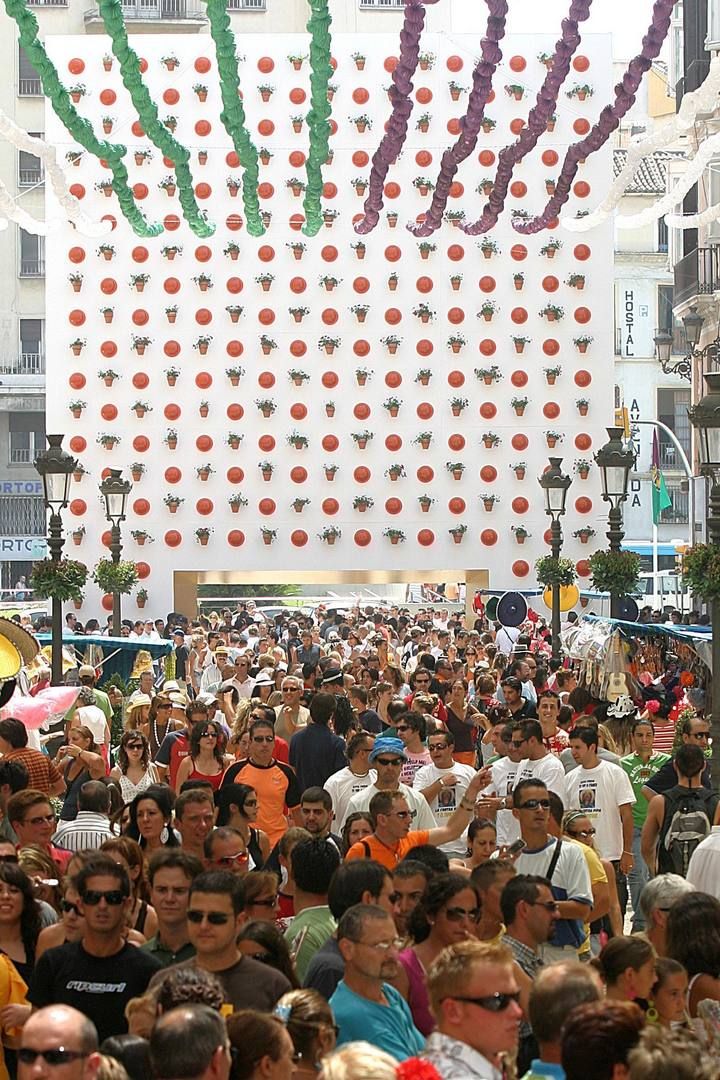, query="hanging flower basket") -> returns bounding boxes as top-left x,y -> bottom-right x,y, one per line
92,559 -> 139,596
589,550 -> 641,596
30,558 -> 88,603
535,556 -> 577,588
